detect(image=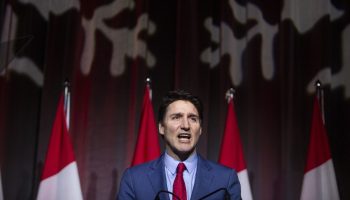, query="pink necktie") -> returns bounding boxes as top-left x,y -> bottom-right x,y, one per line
173,163 -> 187,200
